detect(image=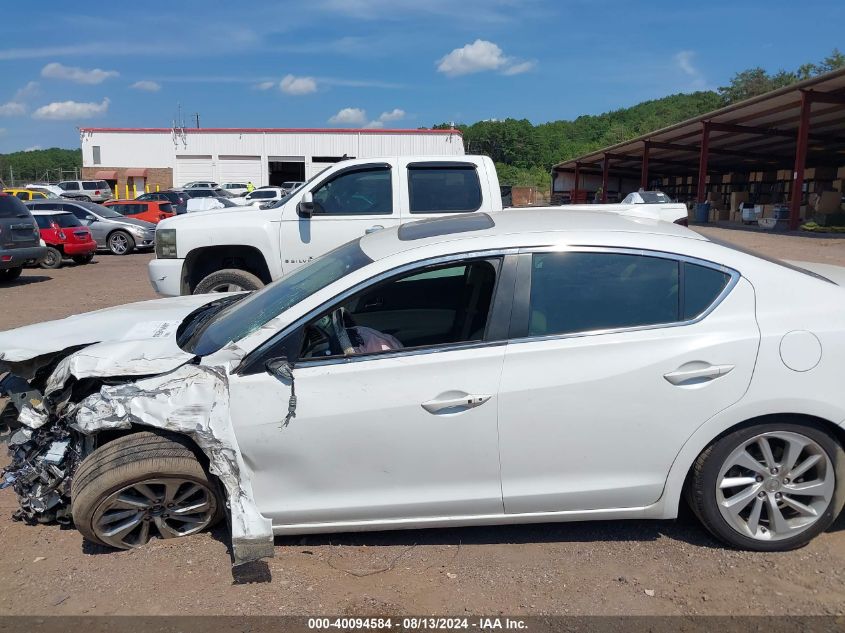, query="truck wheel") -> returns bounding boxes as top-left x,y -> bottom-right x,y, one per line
108,230 -> 135,255
39,247 -> 64,269
0,267 -> 22,282
194,268 -> 263,294
71,431 -> 224,550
